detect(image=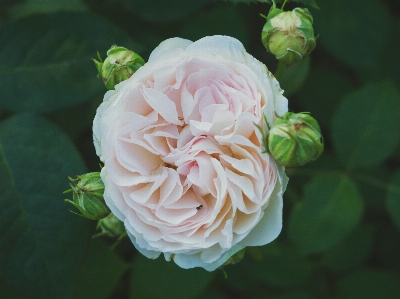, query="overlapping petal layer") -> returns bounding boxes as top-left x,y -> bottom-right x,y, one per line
94,36 -> 288,270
